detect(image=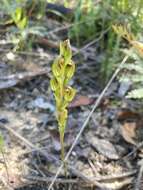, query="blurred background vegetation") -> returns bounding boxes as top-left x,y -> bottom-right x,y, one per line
1,0 -> 143,84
